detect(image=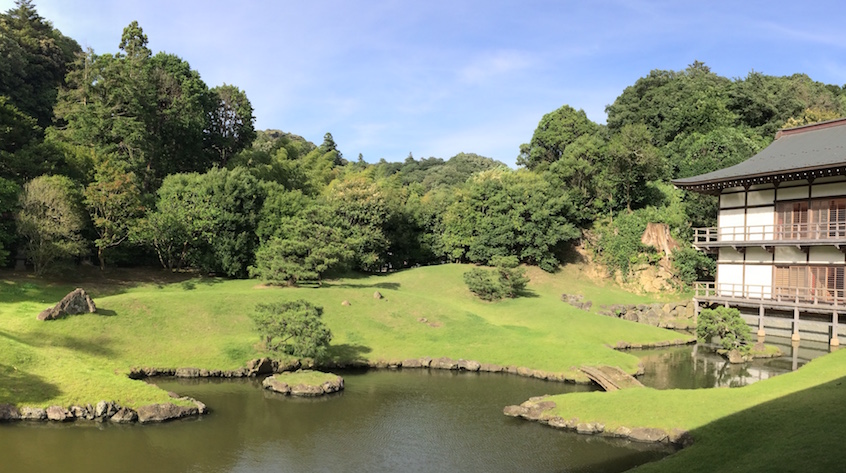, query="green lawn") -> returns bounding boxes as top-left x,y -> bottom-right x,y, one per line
542,345 -> 846,472
0,263 -> 687,408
